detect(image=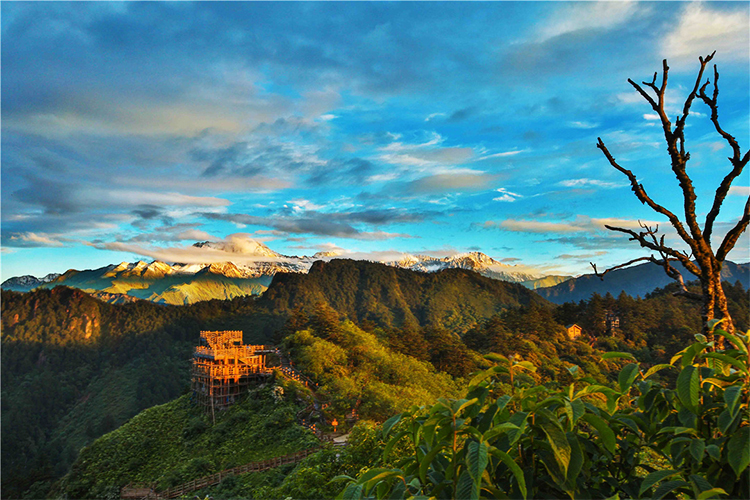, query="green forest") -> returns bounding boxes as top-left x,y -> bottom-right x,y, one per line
1,261 -> 748,499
